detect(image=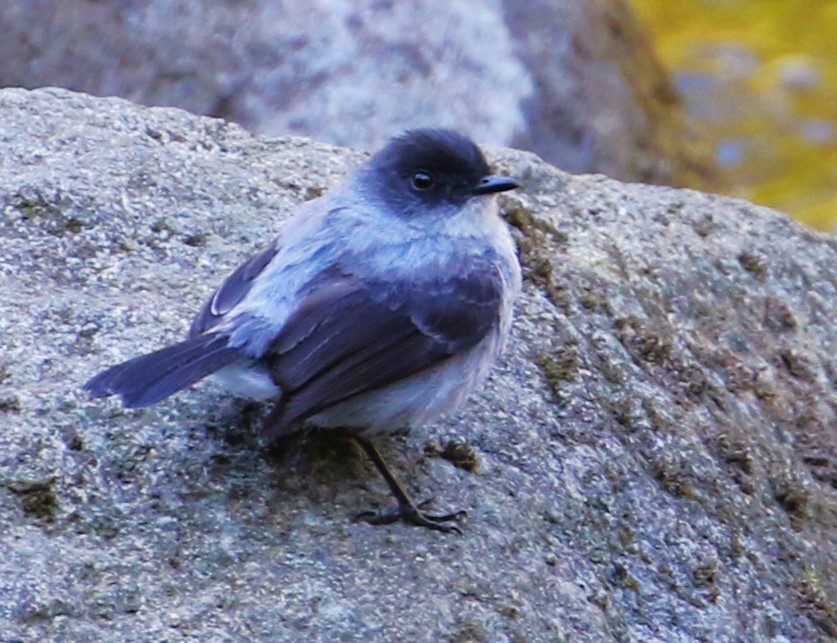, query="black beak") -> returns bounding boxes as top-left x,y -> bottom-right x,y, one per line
472,175 -> 520,196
